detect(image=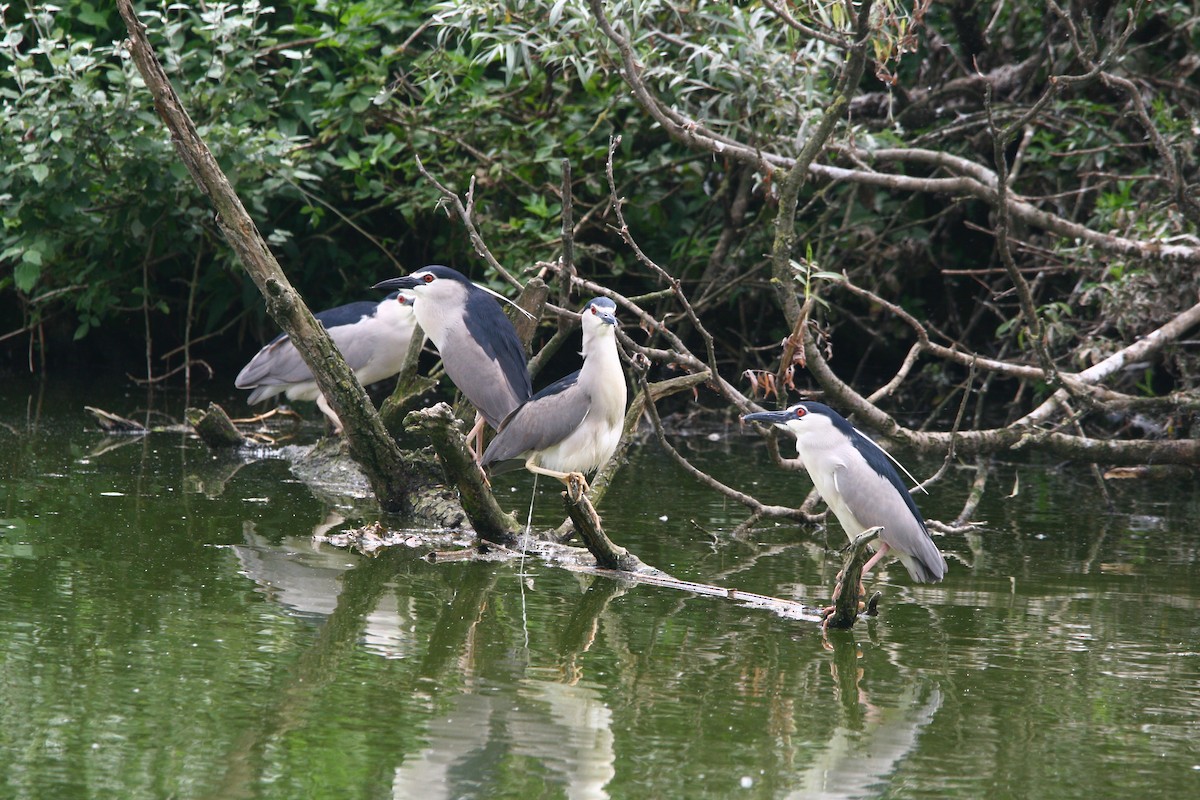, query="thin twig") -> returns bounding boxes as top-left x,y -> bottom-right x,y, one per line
604,135 -> 723,384
413,155 -> 525,290
633,365 -> 818,523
